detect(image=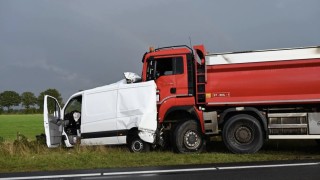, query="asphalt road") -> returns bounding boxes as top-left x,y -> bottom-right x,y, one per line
1,160 -> 320,180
